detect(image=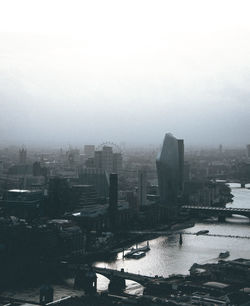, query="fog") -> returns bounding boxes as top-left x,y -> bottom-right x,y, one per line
1,0 -> 250,147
